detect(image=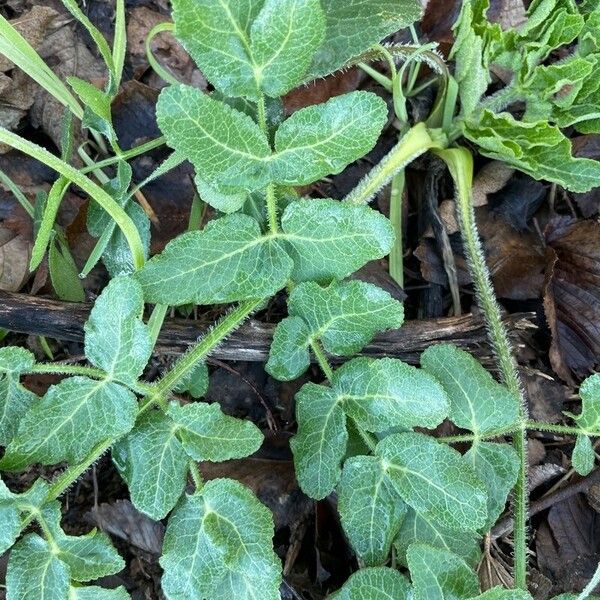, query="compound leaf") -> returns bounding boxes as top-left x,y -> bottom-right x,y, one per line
0,377 -> 138,470
266,280 -> 403,381
378,433 -> 488,531
568,373 -> 600,432
168,402 -> 263,462
157,86 -> 271,193
338,455 -> 407,566
421,344 -> 521,434
393,509 -> 481,568
112,410 -> 190,520
307,0 -> 423,79
330,567 -> 412,600
84,276 -> 152,384
160,479 -> 281,600
281,199 -> 395,282
464,442 -> 519,529
42,502 -> 124,582
271,92 -> 388,185
572,434 -> 595,476
135,214 -> 292,306
407,543 -> 480,600
463,110 -> 600,192
6,534 -> 70,600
